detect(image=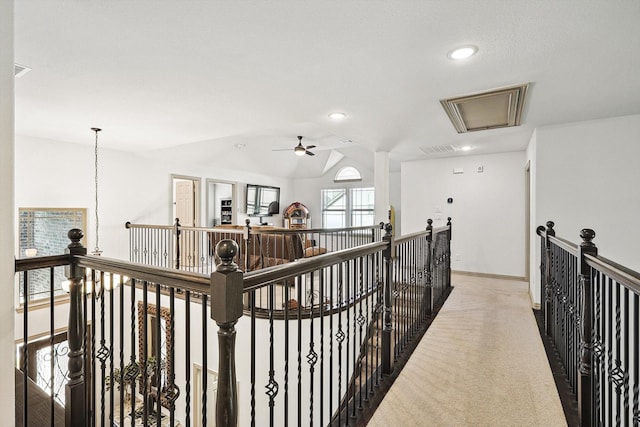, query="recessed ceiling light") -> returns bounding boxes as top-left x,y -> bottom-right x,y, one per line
447,46 -> 478,60
328,112 -> 347,120
459,145 -> 473,151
